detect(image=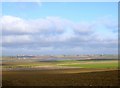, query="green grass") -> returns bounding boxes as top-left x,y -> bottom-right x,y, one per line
60,62 -> 118,68
3,59 -> 118,69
